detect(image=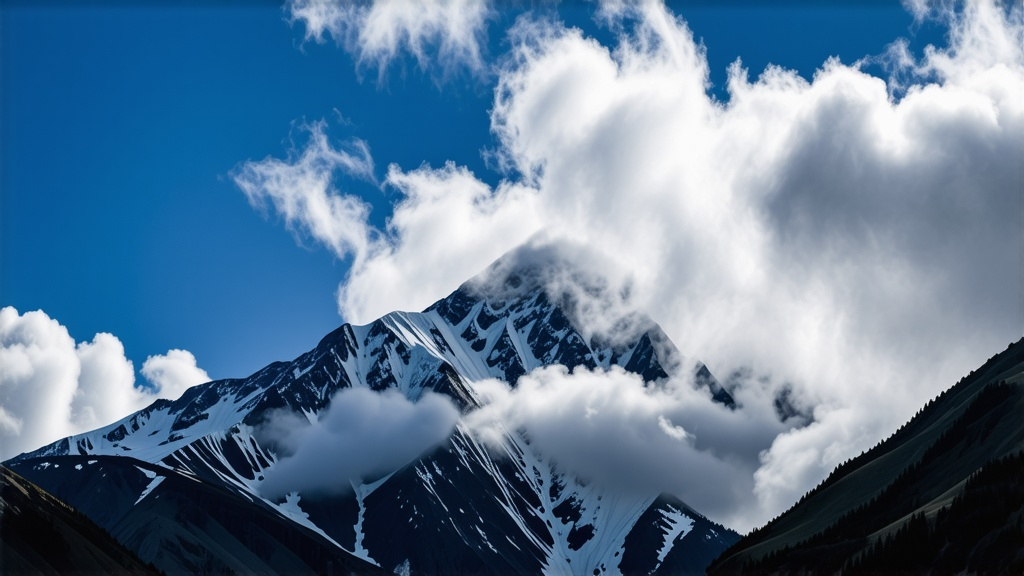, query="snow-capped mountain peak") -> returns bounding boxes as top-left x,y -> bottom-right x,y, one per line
11,254 -> 739,575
